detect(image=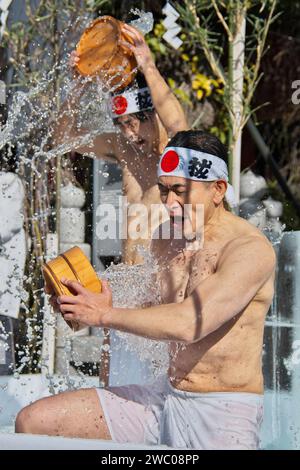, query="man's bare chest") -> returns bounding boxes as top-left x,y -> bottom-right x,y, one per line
159,245 -> 220,304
